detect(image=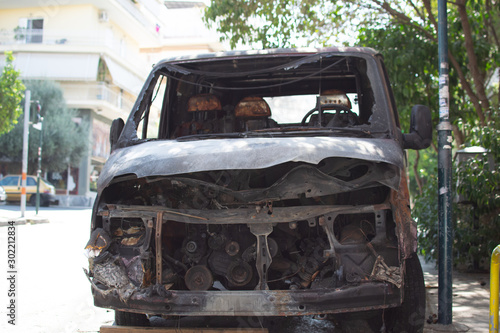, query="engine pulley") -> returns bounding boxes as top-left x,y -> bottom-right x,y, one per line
227,260 -> 253,286
185,265 -> 213,291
